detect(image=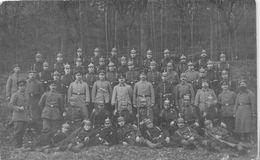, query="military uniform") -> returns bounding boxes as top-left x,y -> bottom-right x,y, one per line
96,57 -> 107,72
61,72 -> 74,94
126,61 -> 139,87
147,61 -> 161,89
26,75 -> 43,133
117,121 -> 139,145
194,87 -> 217,114
175,80 -> 195,106
216,53 -> 230,77
176,55 -> 188,77
33,52 -> 43,75
9,83 -> 31,148
39,88 -> 64,132
143,49 -> 154,72
159,105 -> 178,131
54,53 -> 65,75
92,79 -> 112,104
85,72 -> 97,90
6,71 -> 25,99
165,62 -> 180,86
91,48 -> 101,66
108,48 -> 120,67
39,62 -> 52,92
133,80 -> 155,108
106,62 -> 118,89
98,119 -> 118,145
90,105 -> 111,128
160,49 -> 173,72
111,83 -> 133,115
